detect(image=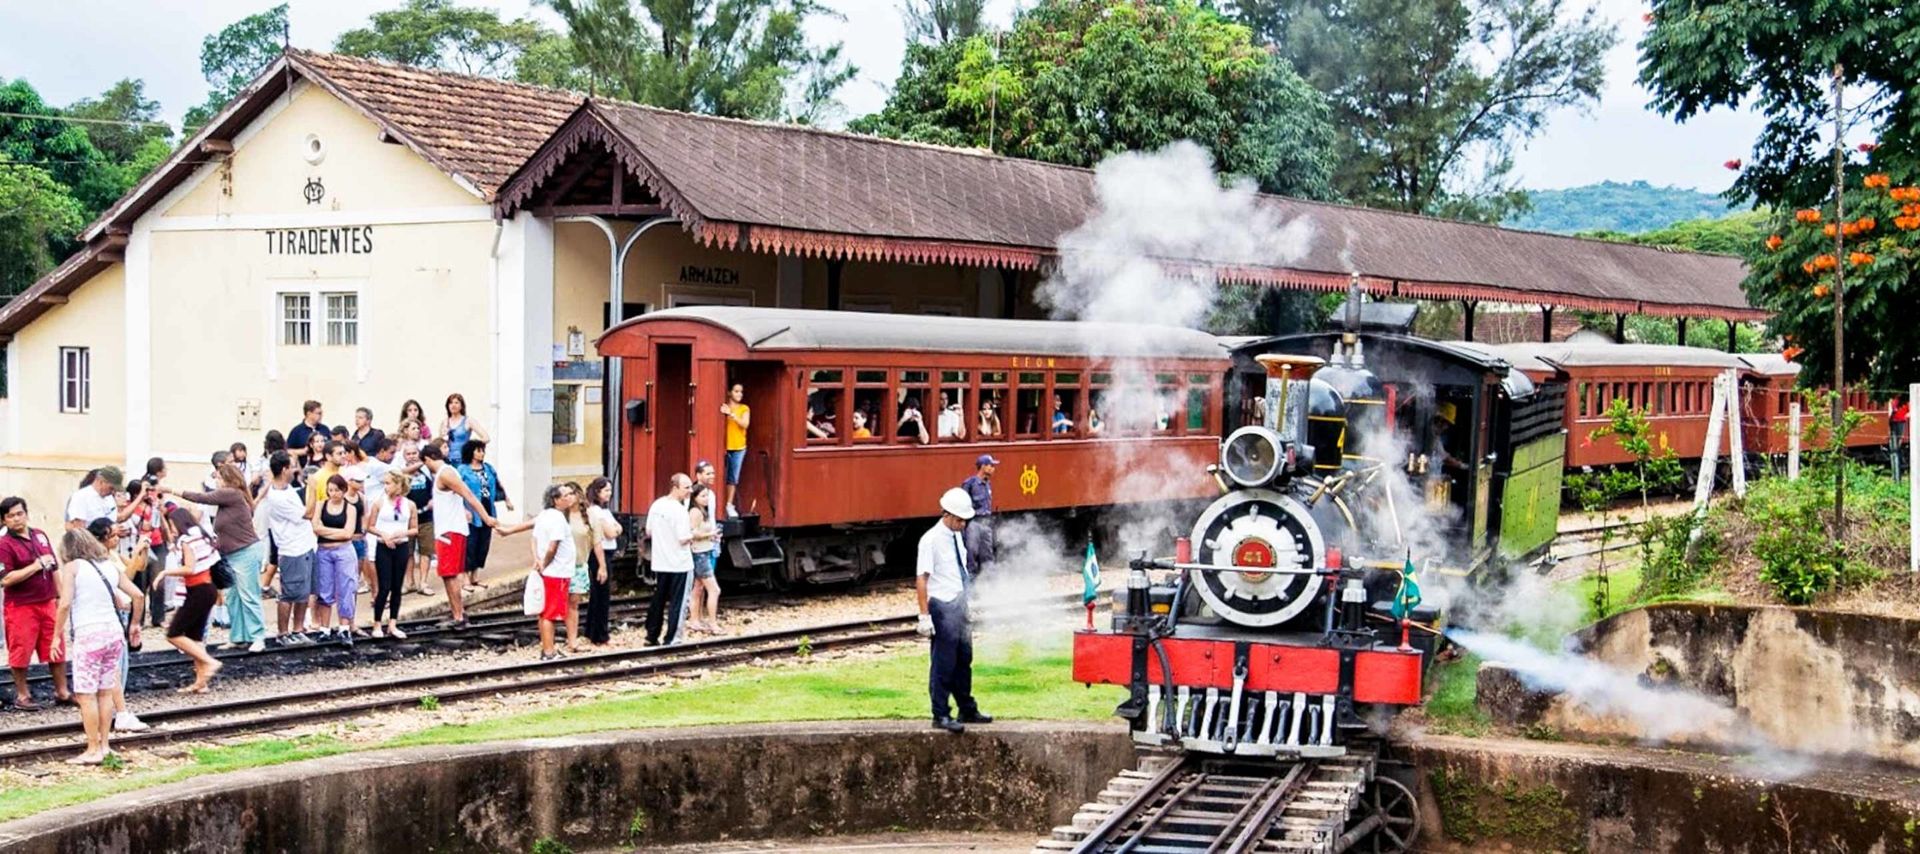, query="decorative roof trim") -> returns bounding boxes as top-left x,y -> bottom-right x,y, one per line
493,102 -> 707,229
694,221 -> 1050,270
